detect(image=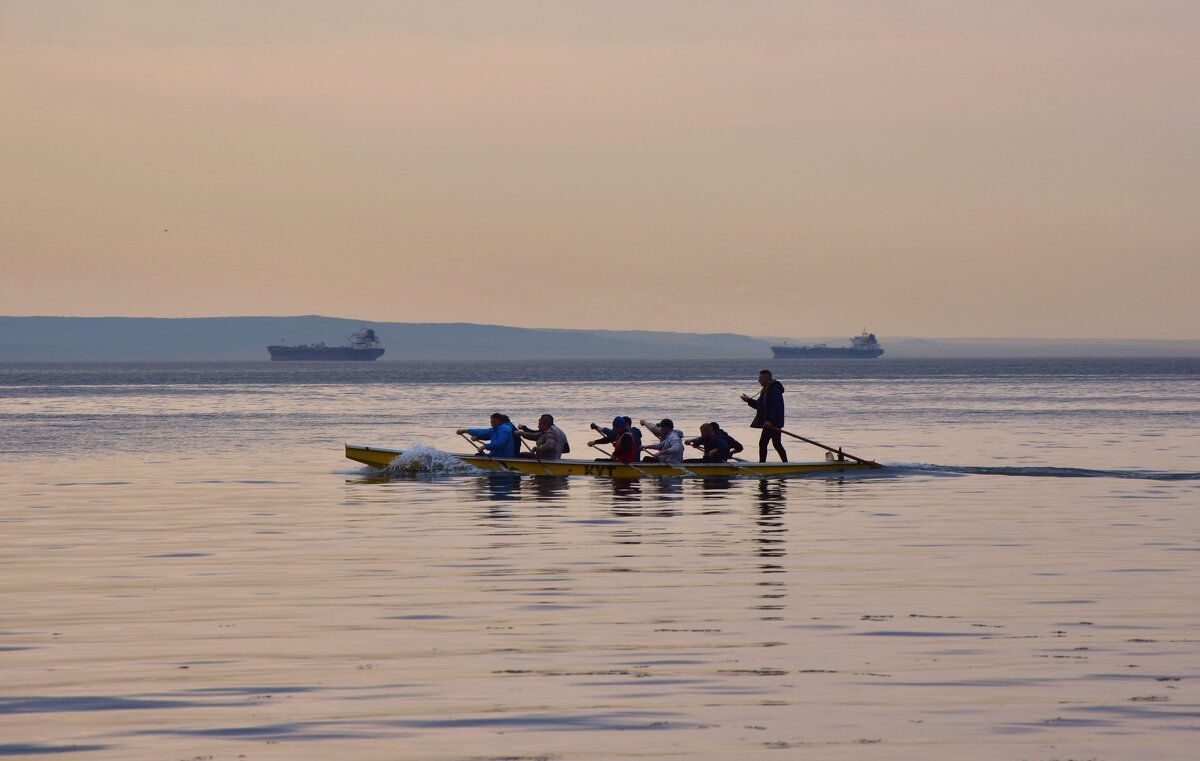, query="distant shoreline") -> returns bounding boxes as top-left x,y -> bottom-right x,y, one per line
2,315 -> 1197,361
